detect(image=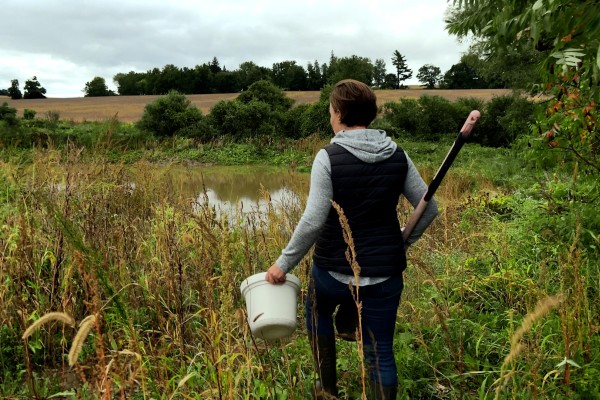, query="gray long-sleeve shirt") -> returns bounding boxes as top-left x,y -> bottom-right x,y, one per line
275,128 -> 438,285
